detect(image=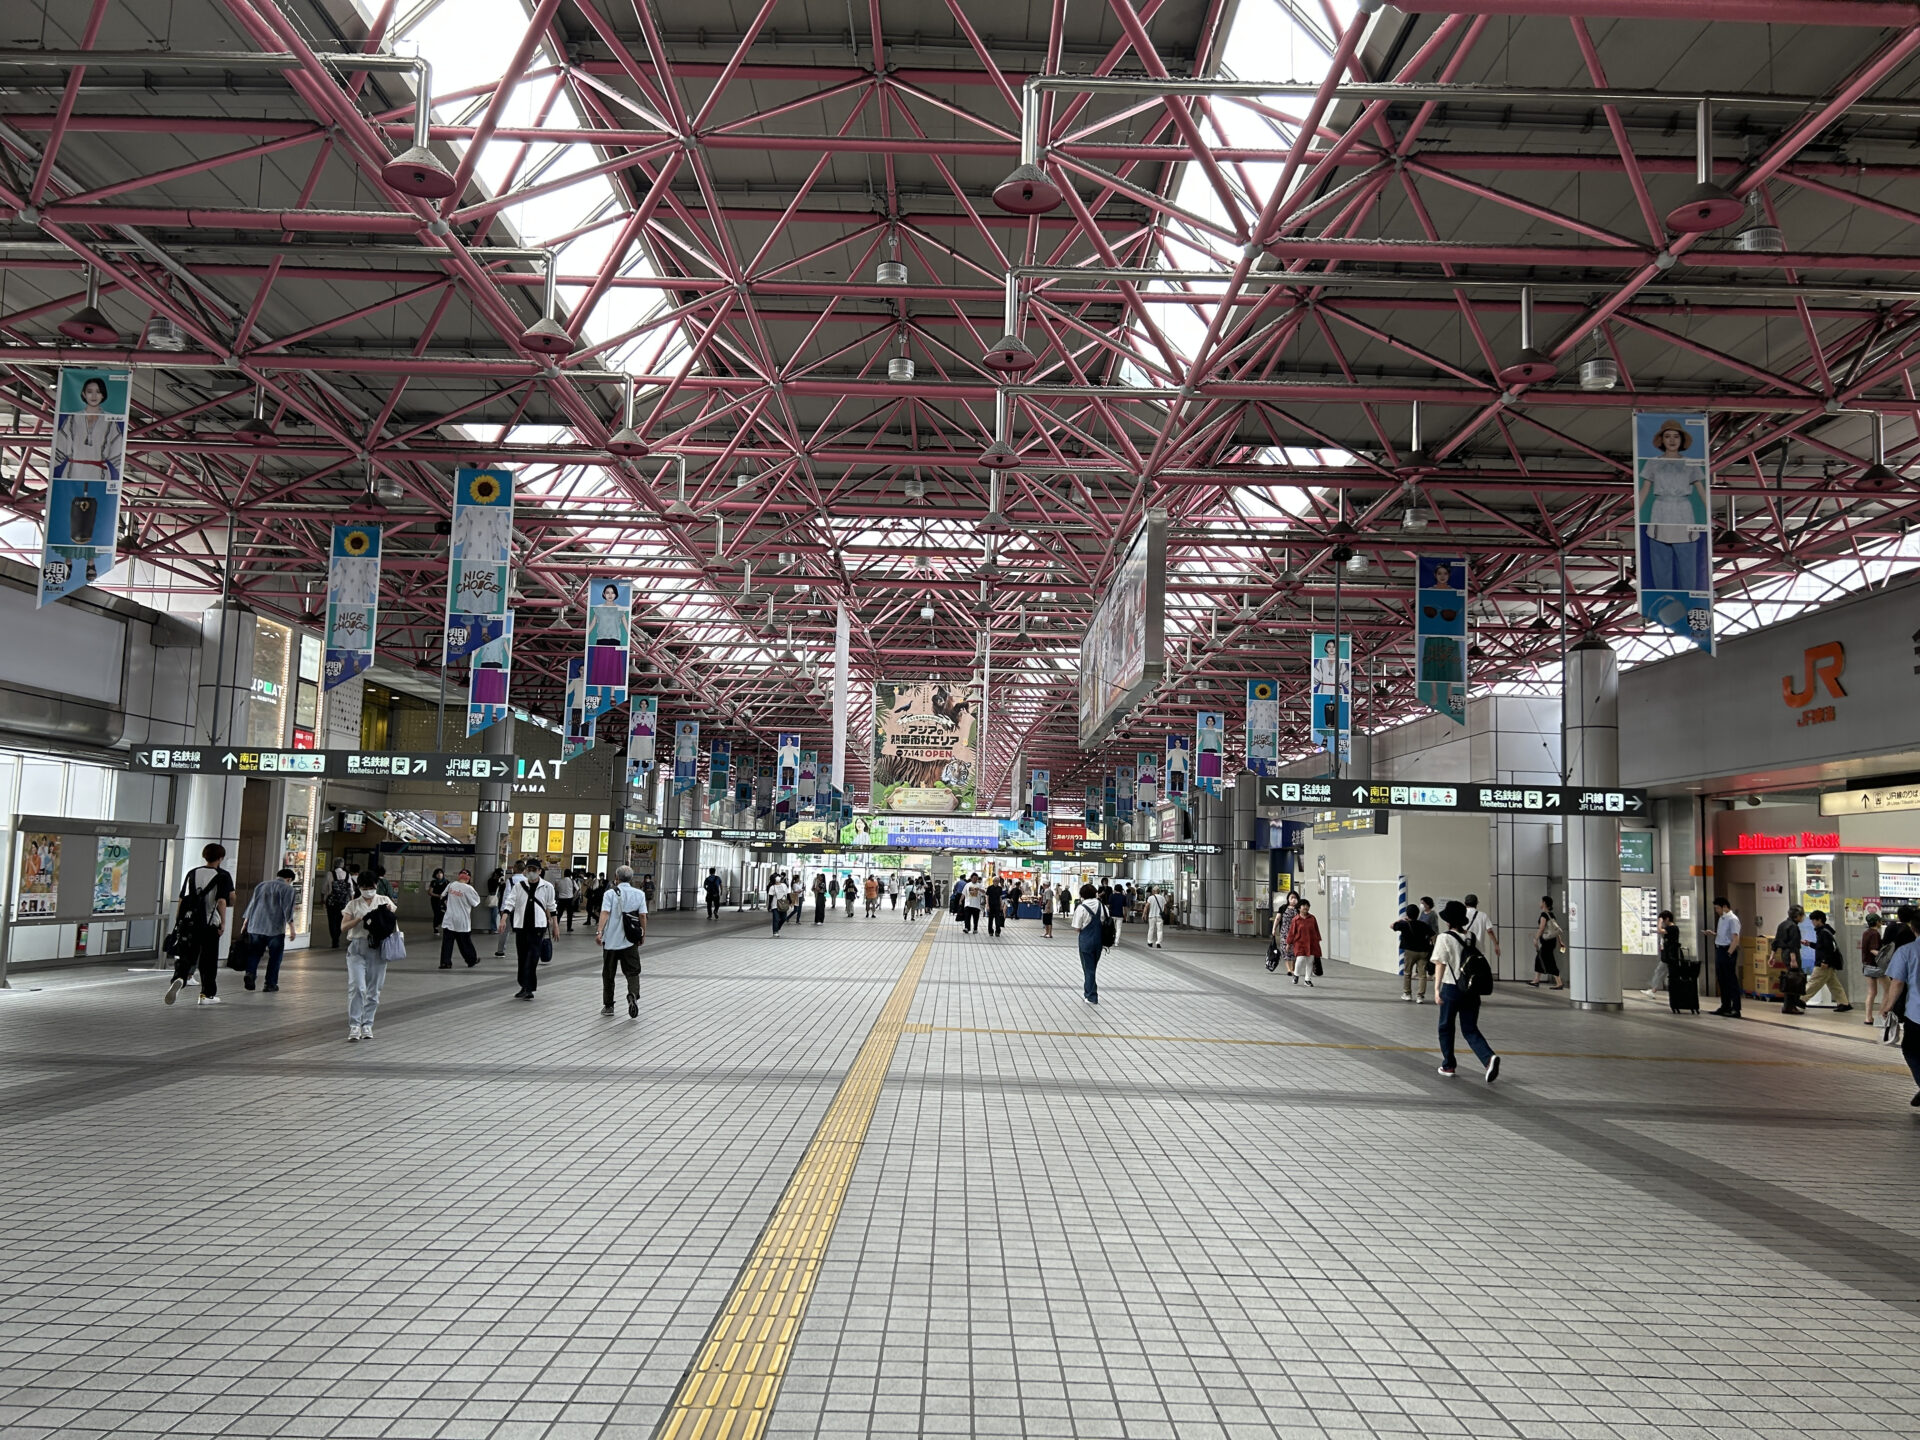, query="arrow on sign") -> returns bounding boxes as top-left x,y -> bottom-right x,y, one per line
1625,794 -> 1644,811
412,760 -> 427,773
221,752 -> 239,769
1351,784 -> 1370,804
